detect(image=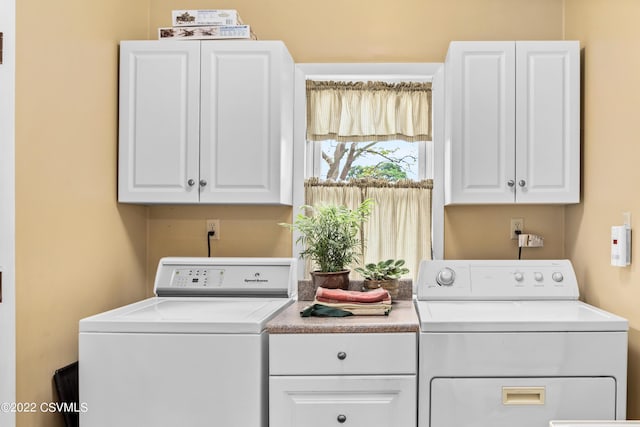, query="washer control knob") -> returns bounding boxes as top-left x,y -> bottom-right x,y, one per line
337,351 -> 347,360
514,272 -> 524,282
436,268 -> 456,286
534,272 -> 544,282
552,272 -> 564,282
337,415 -> 347,423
